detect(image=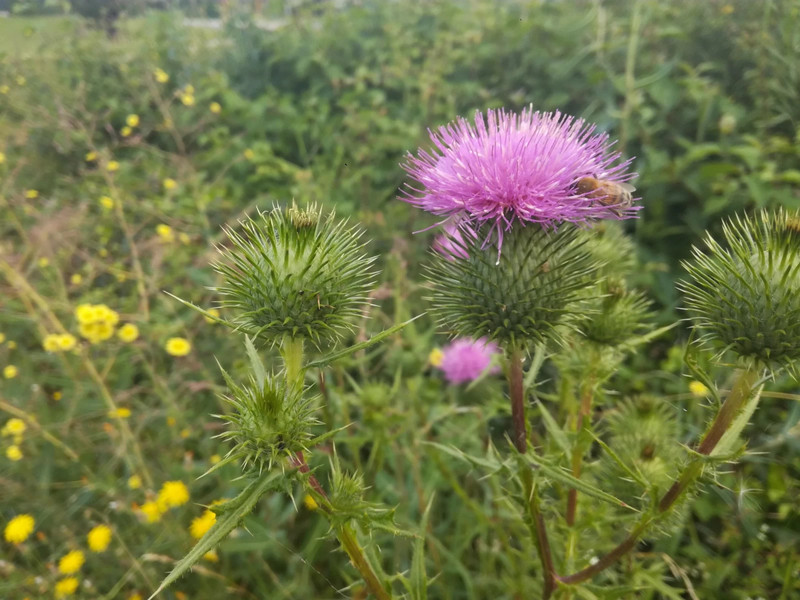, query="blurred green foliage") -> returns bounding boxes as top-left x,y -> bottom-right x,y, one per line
0,1 -> 799,599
